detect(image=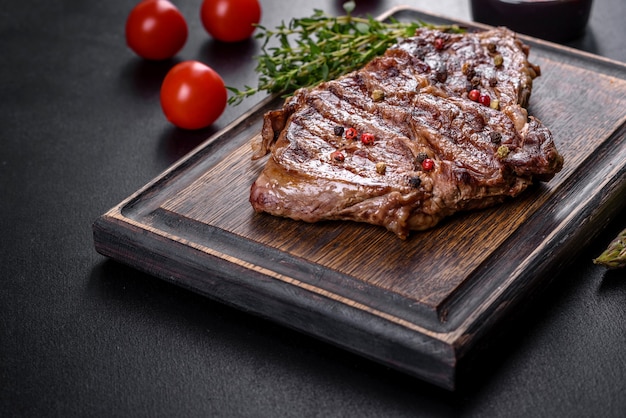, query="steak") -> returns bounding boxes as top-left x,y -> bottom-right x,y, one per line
249,27 -> 563,239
